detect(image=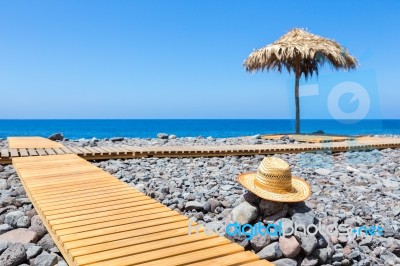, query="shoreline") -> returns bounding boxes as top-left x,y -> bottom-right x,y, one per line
1,133 -> 400,148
